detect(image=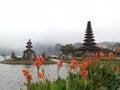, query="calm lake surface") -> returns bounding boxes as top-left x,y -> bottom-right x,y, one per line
0,56 -> 67,90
